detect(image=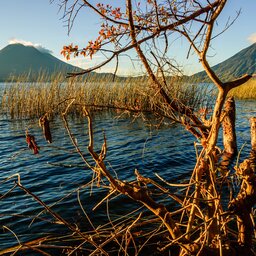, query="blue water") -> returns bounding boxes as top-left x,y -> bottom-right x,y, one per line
0,99 -> 255,250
